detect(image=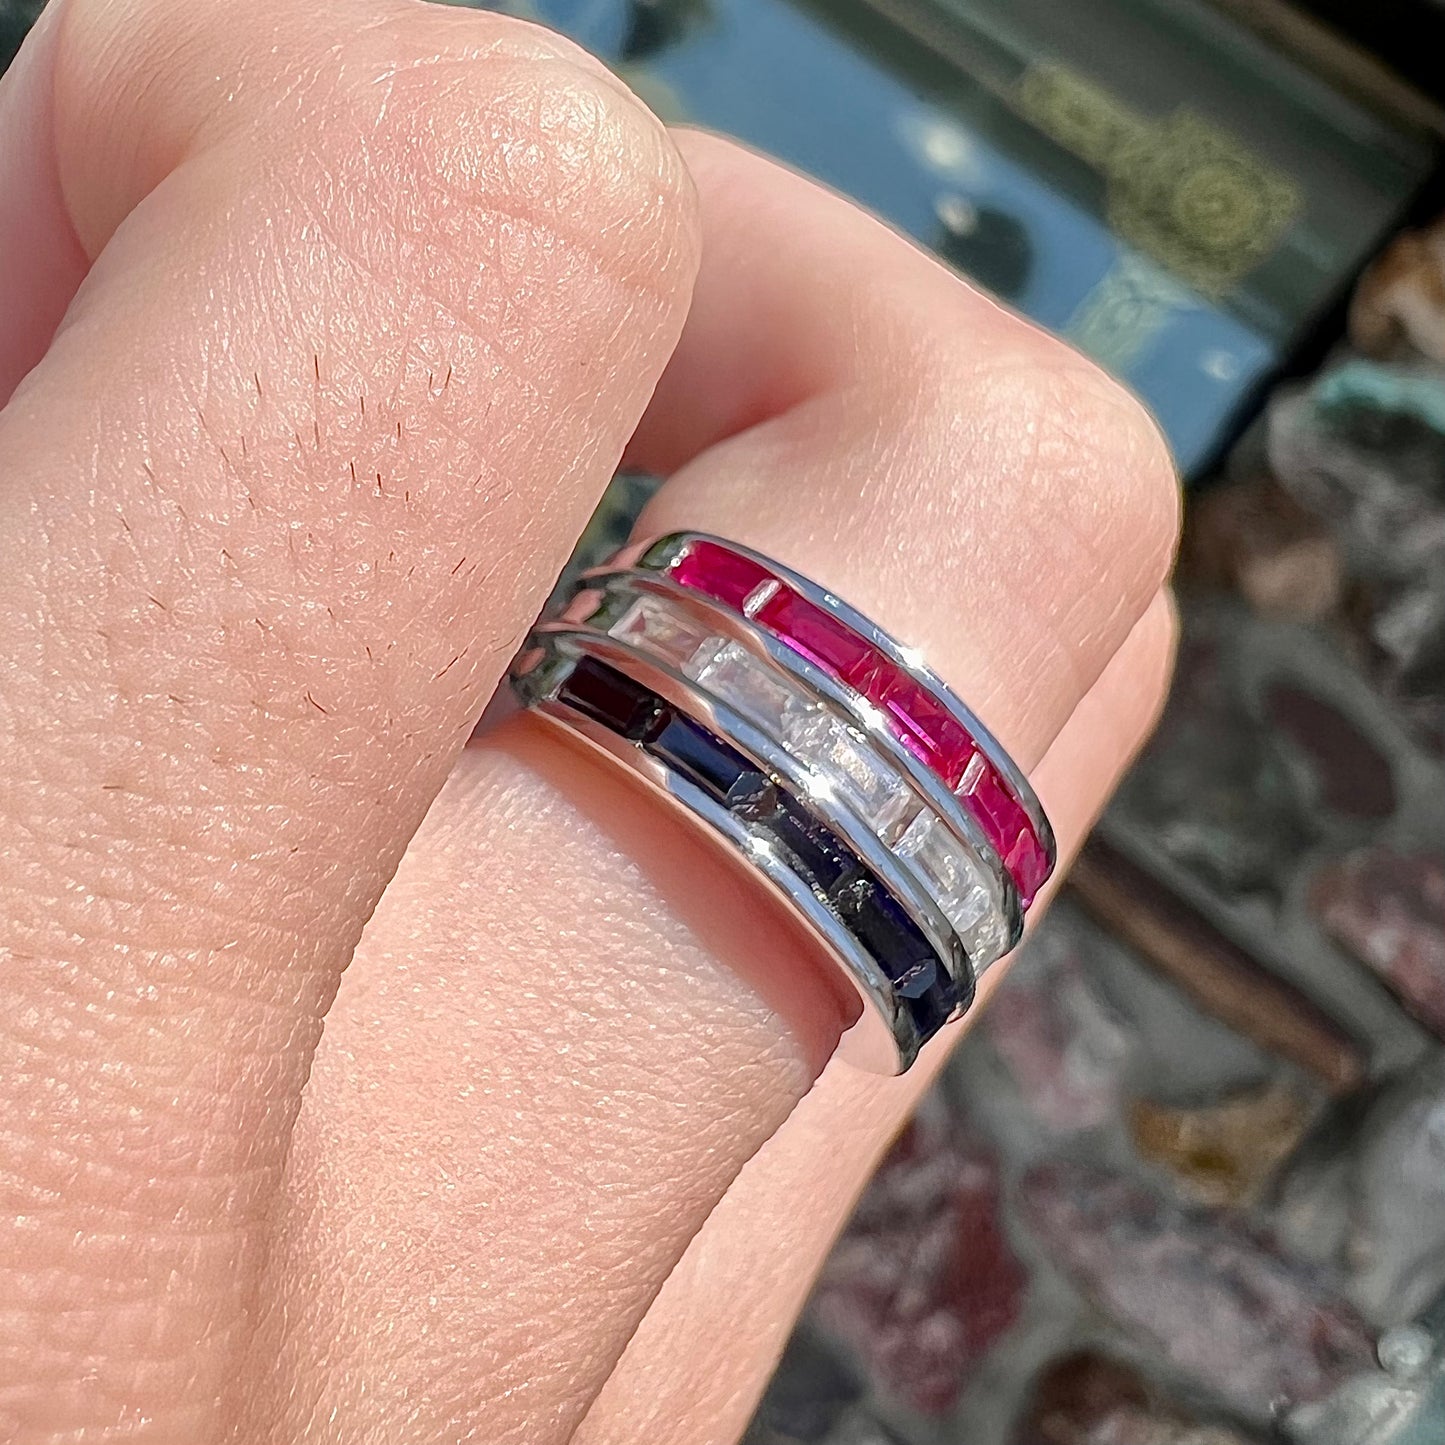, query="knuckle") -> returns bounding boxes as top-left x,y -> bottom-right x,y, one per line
332,15 -> 698,296
310,17 -> 699,313
309,57 -> 694,348
55,0 -> 695,276
915,303 -> 1182,590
